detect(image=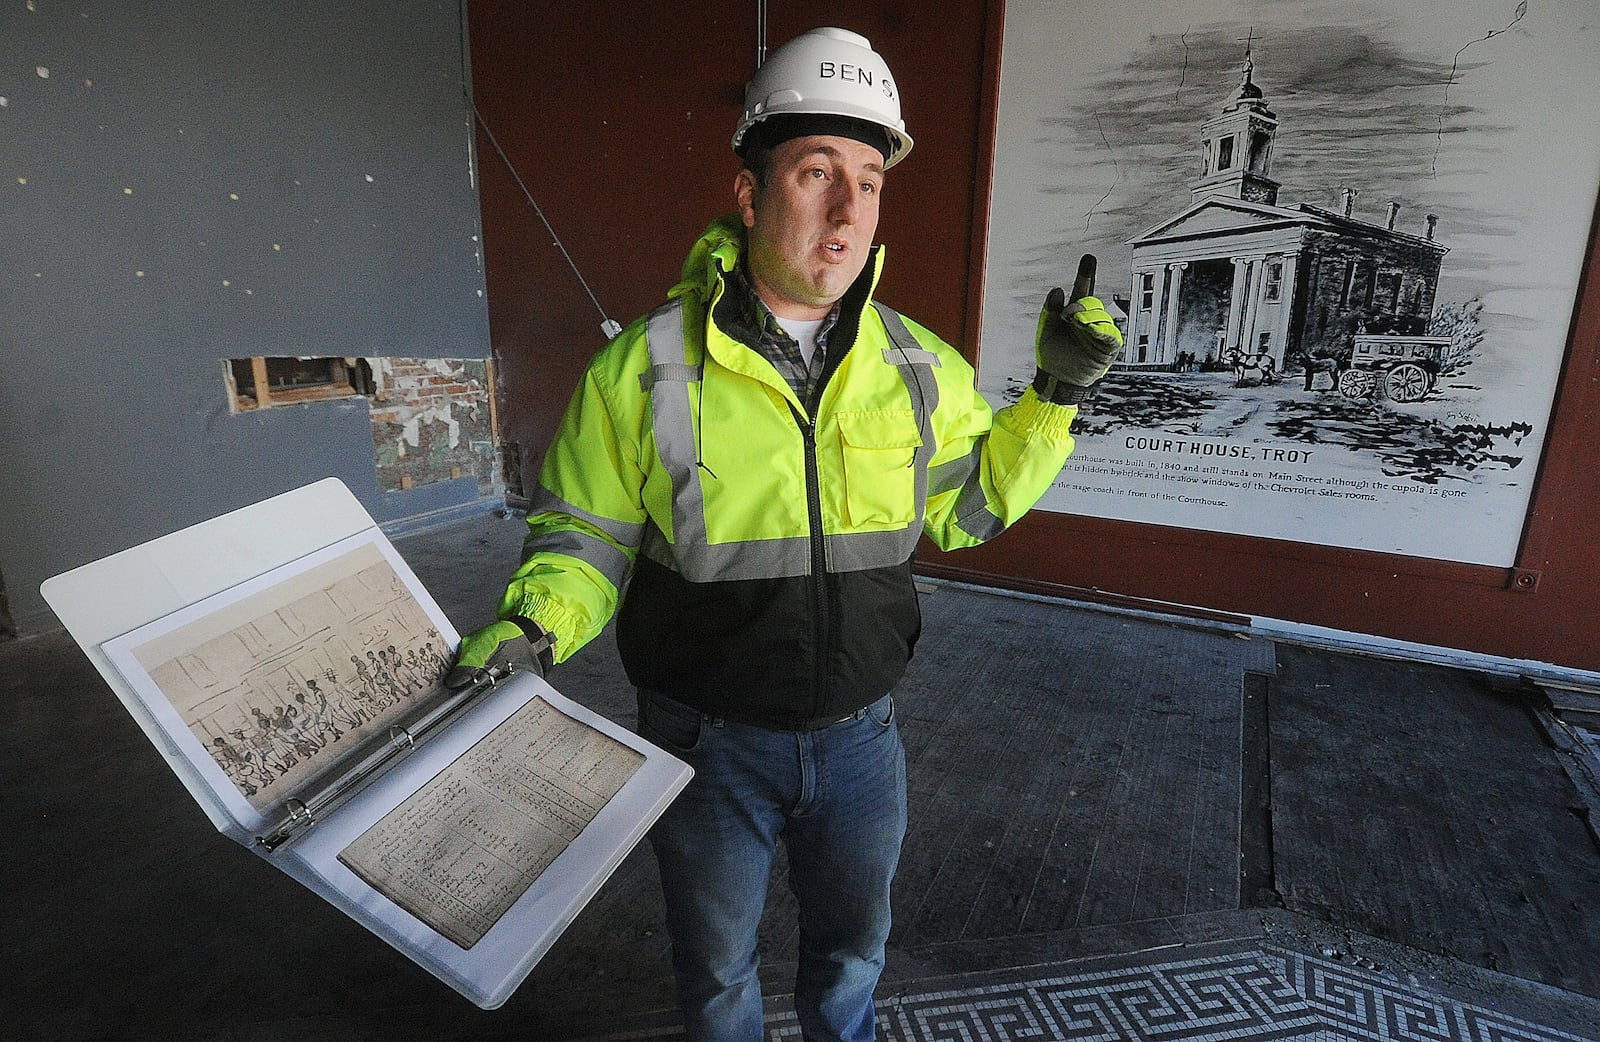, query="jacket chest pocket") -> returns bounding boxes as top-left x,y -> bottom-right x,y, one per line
835,409 -> 922,528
